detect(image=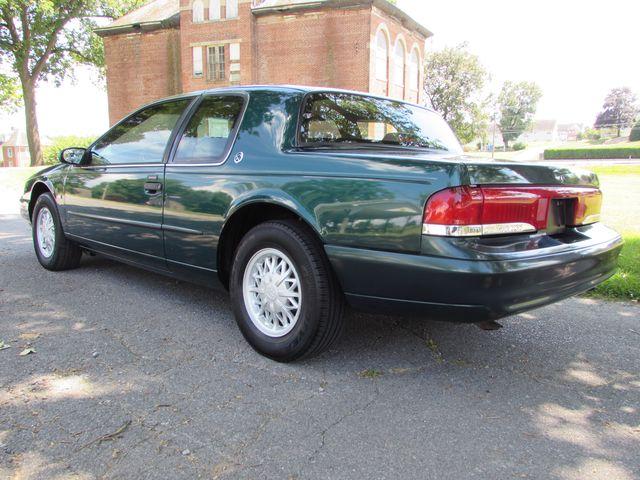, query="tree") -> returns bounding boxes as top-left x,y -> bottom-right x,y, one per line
497,81 -> 542,149
594,87 -> 638,137
0,0 -> 143,166
0,71 -> 21,111
630,119 -> 640,142
423,44 -> 489,144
